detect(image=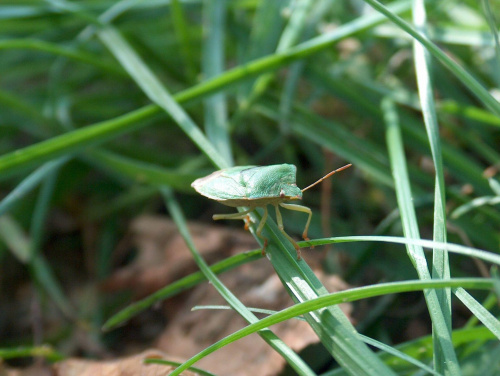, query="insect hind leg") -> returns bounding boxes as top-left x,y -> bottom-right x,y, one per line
279,203 -> 313,243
